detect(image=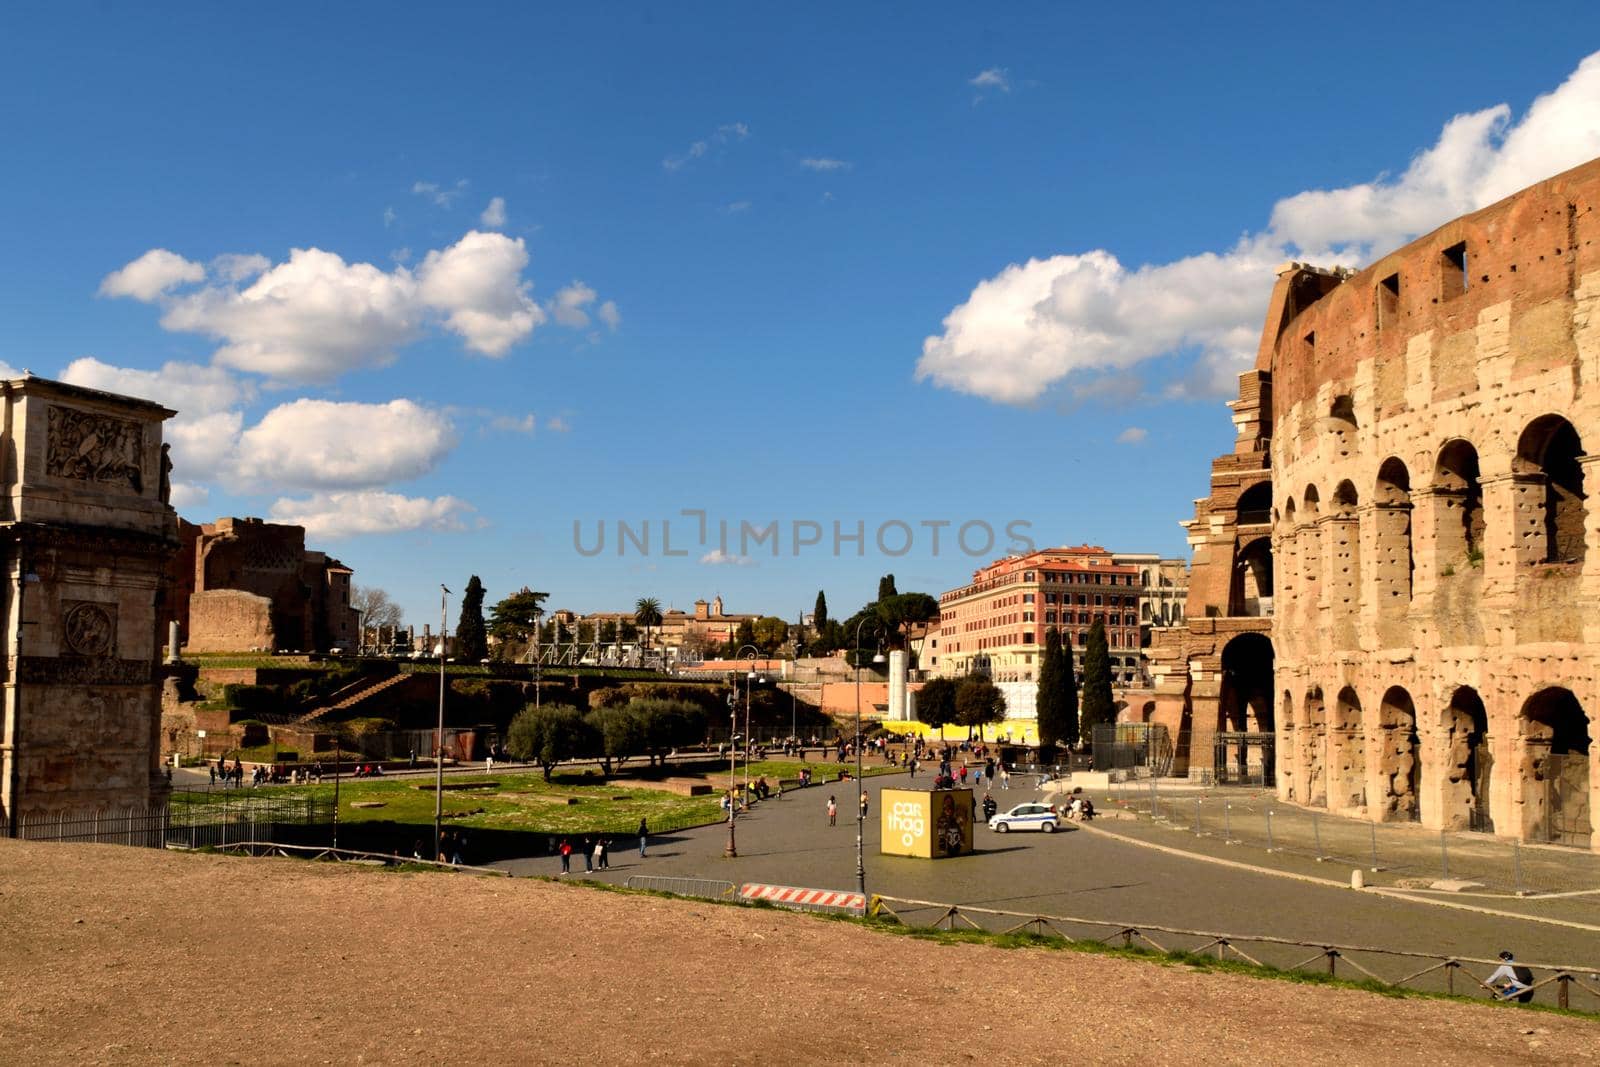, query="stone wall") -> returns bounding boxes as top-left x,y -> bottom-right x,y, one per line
185,589 -> 274,653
